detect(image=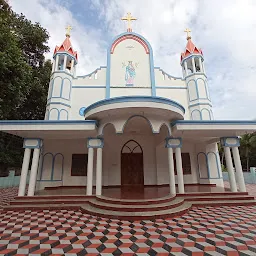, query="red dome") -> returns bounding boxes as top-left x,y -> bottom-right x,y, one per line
54,36 -> 78,61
